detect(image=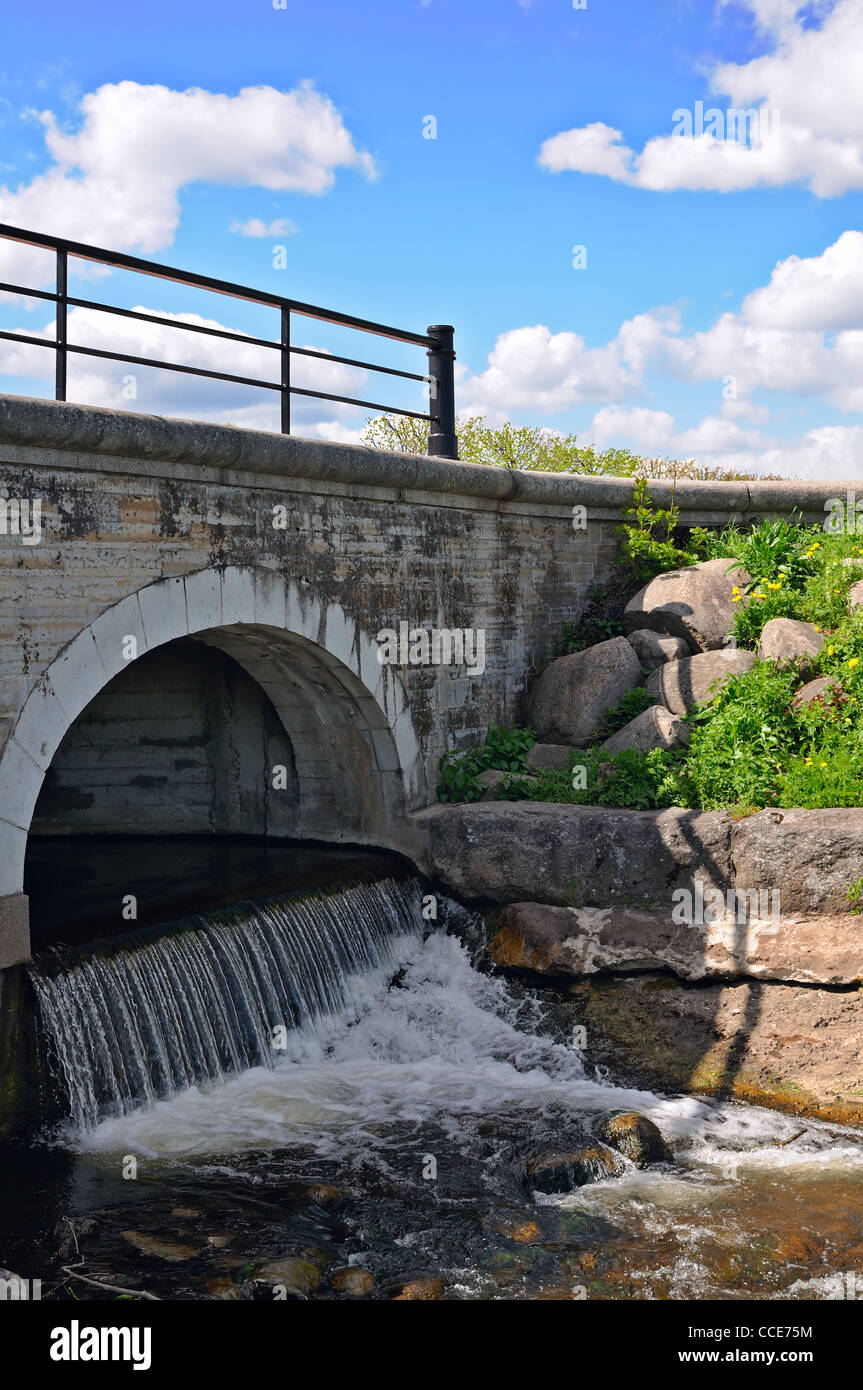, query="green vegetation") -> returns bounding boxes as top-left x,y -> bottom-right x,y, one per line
362,414 -> 777,481
436,502 -> 863,815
